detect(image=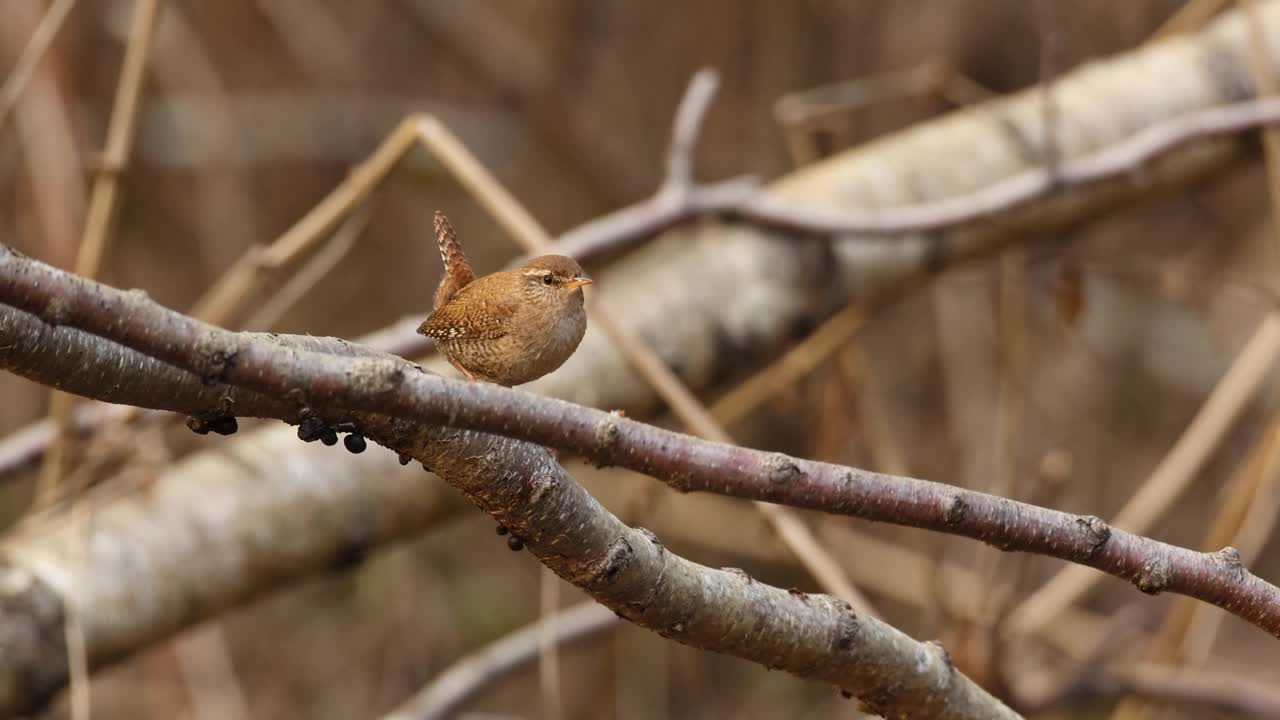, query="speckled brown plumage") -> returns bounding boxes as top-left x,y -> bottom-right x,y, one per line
418,212 -> 592,386
432,210 -> 473,309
